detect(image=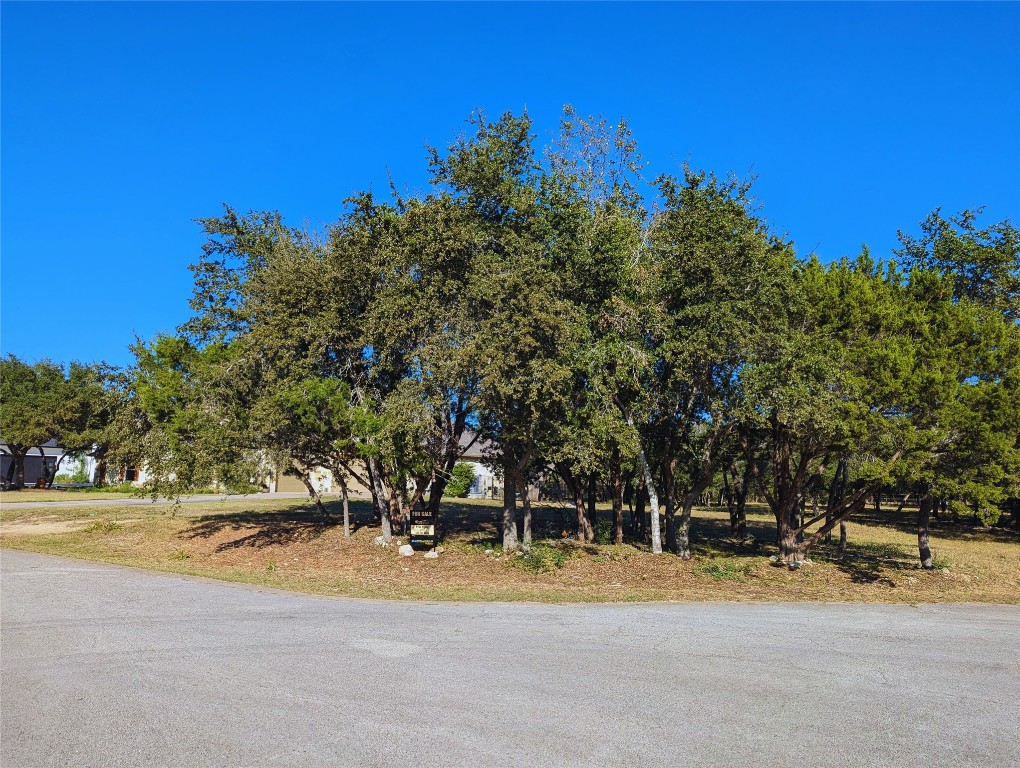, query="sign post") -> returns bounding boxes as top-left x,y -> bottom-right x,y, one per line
408,501 -> 438,550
